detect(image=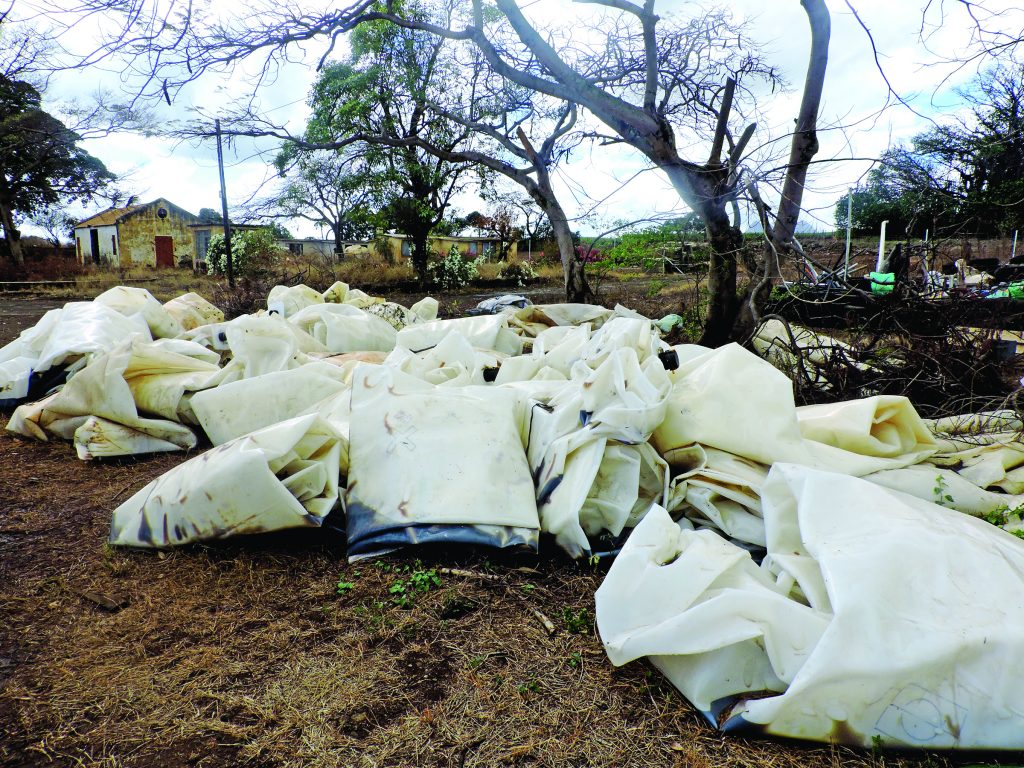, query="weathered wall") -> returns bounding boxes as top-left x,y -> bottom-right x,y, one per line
74,224 -> 118,265
118,199 -> 198,267
382,235 -> 517,262
279,239 -> 336,260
